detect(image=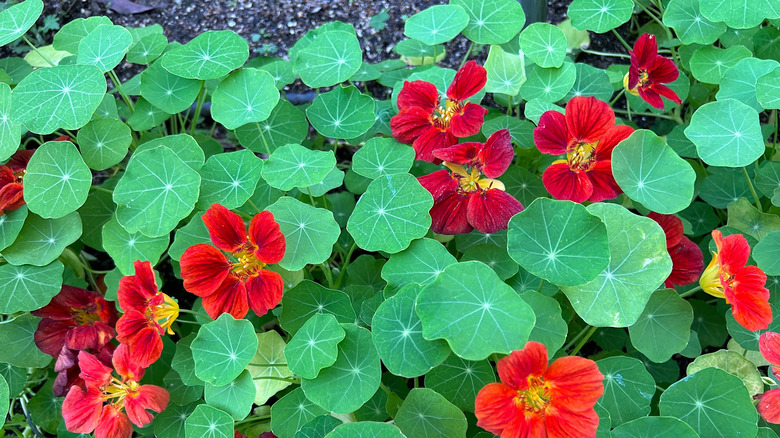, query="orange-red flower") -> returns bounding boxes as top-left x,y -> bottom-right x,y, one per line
0,149 -> 34,215
62,344 -> 169,438
116,260 -> 179,368
180,203 -> 286,319
648,212 -> 704,288
475,341 -> 604,438
534,96 -> 633,203
700,230 -> 771,331
757,332 -> 780,423
390,60 -> 488,162
418,129 -> 523,234
625,33 -> 682,110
